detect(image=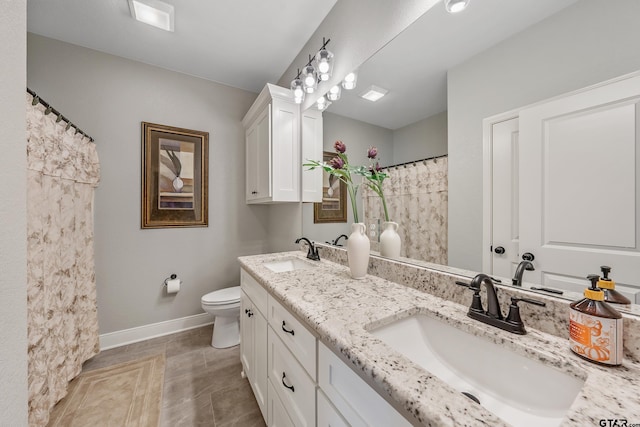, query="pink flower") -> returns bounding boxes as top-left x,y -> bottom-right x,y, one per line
329,156 -> 344,169
369,162 -> 382,173
367,146 -> 378,159
334,140 -> 346,153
